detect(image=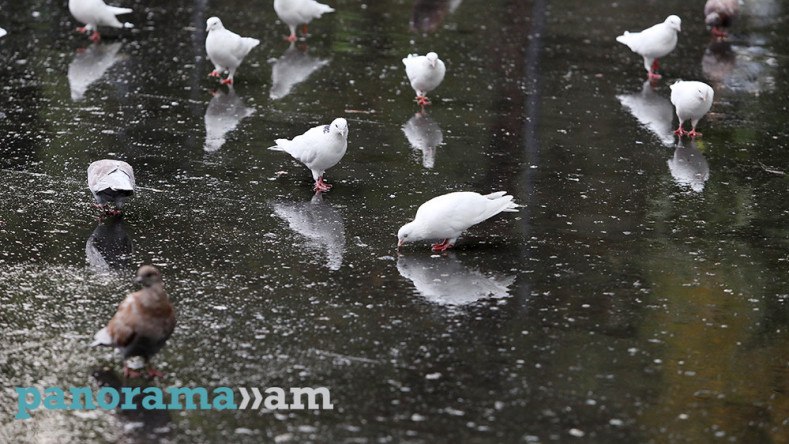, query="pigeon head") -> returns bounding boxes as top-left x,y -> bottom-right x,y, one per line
705,12 -> 721,27
330,118 -> 349,139
397,221 -> 423,248
664,15 -> 681,32
206,17 -> 224,32
426,52 -> 439,68
134,265 -> 163,287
